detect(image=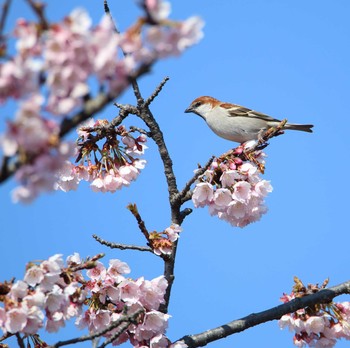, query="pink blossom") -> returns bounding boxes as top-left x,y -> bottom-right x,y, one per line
103,171 -> 124,192
133,310 -> 170,342
2,94 -> 57,156
150,334 -> 170,348
54,161 -> 80,192
9,280 -> 28,300
192,182 -> 214,207
22,306 -> 44,334
227,201 -> 246,220
91,309 -> 111,332
305,316 -> 326,335
164,224 -> 182,242
67,8 -> 92,34
86,261 -> 106,281
66,252 -> 82,266
232,181 -> 251,203
146,16 -> 204,58
46,313 -> 65,333
107,259 -> 131,280
134,159 -> 147,170
24,265 -> 44,287
14,19 -> 41,56
122,135 -> 136,148
144,0 -> 171,22
220,169 -> 241,187
213,188 -> 232,207
5,308 -> 27,333
119,279 -> 141,305
90,177 -> 106,192
23,291 -> 46,309
239,162 -> 258,176
139,276 -> 167,310
254,180 -> 273,197
0,307 -> 6,330
119,164 -> 139,182
45,285 -> 65,313
0,56 -> 40,103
